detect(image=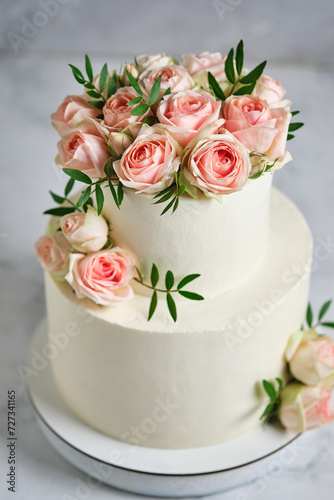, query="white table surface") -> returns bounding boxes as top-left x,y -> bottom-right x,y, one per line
1,1 -> 334,498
